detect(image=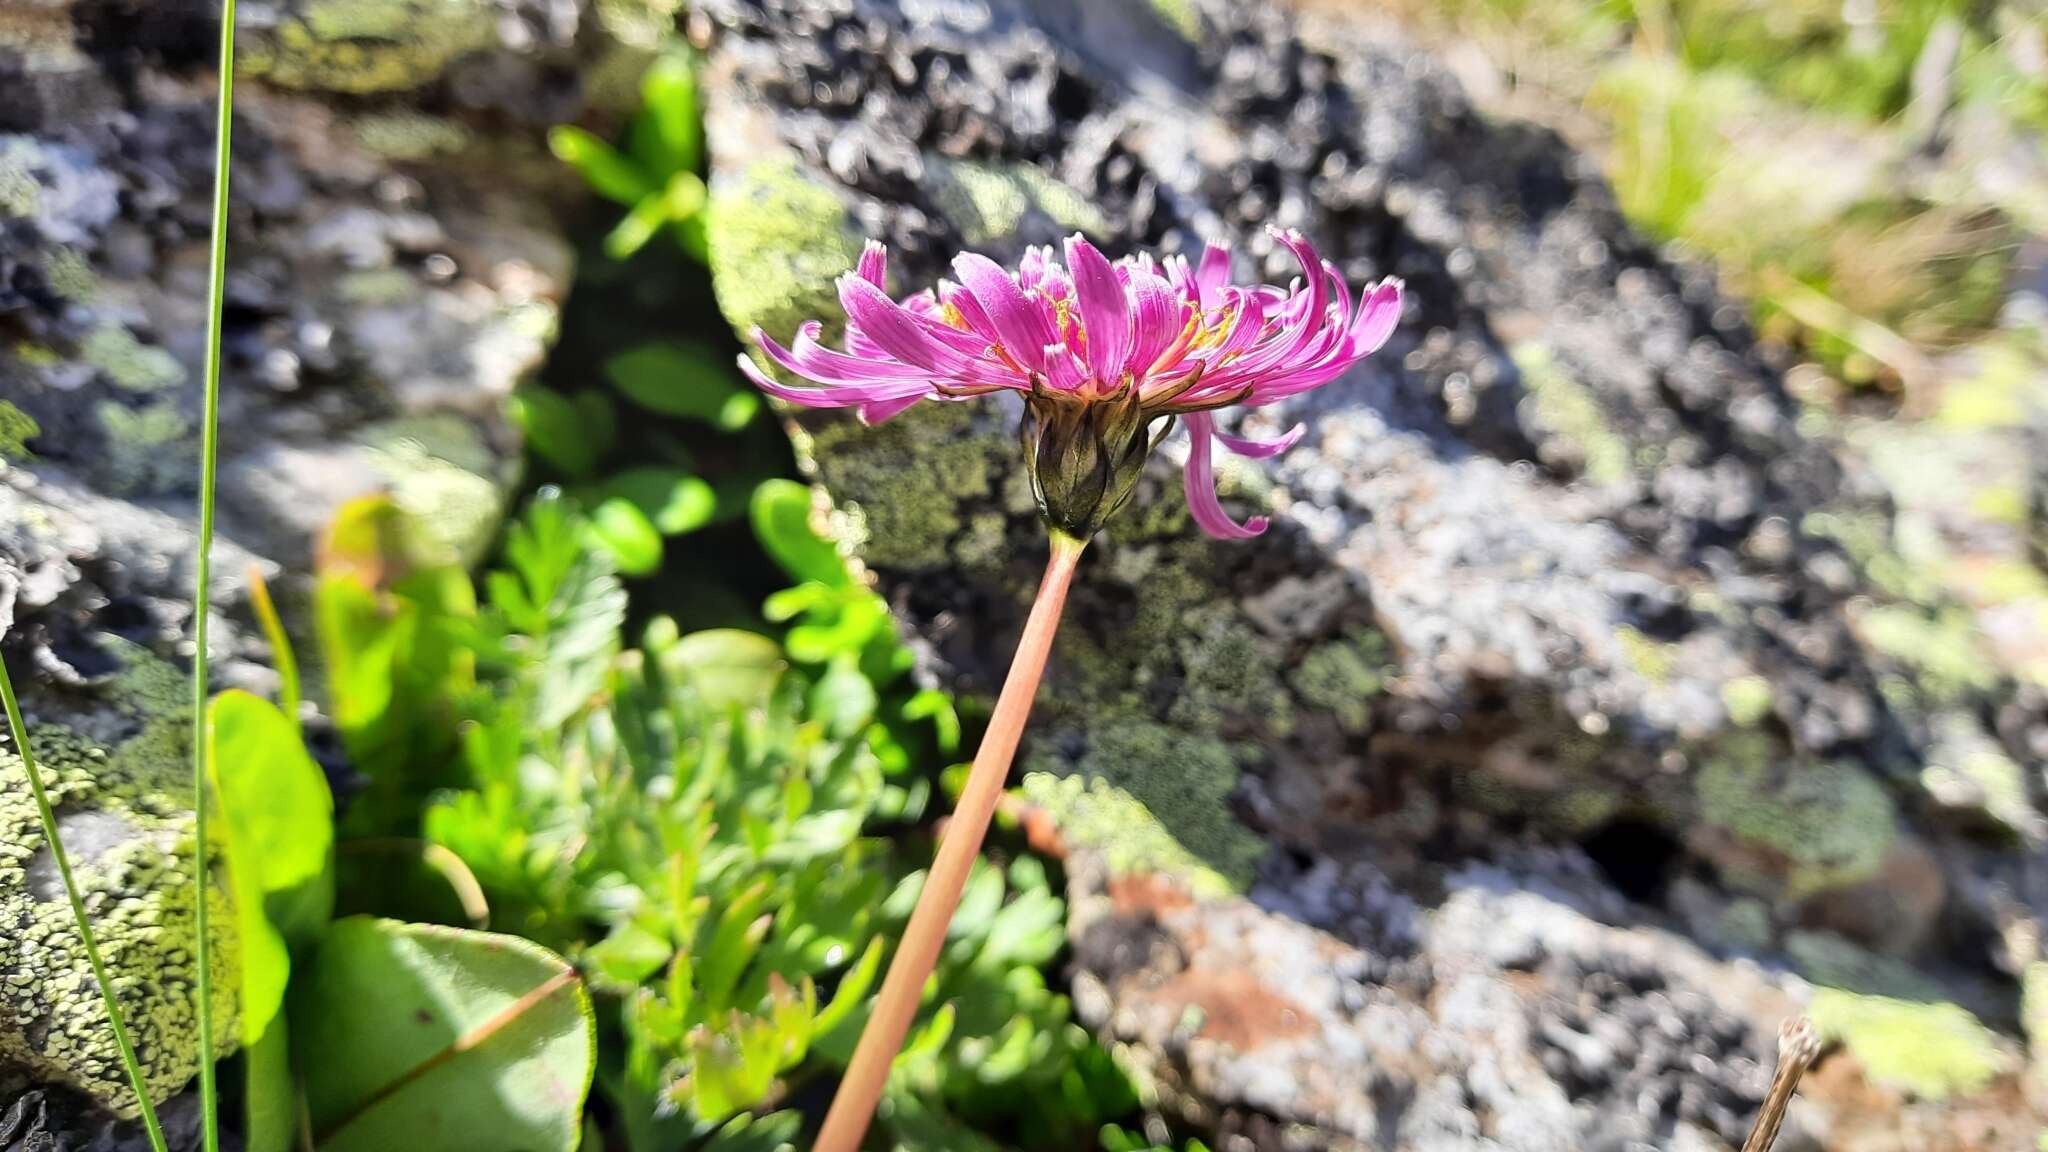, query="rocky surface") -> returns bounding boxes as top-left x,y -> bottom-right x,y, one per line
697,0 -> 2048,1145
0,0 -> 596,1123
